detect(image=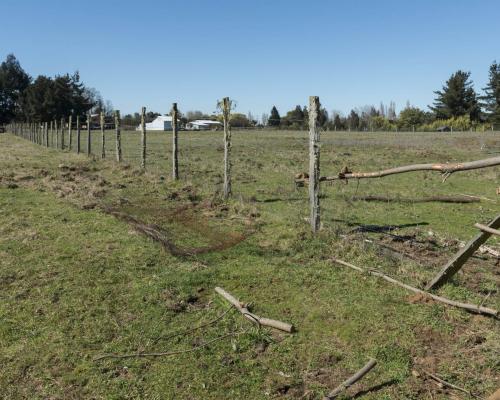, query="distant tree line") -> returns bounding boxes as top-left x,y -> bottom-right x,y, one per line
265,62 -> 500,131
0,54 -> 112,125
